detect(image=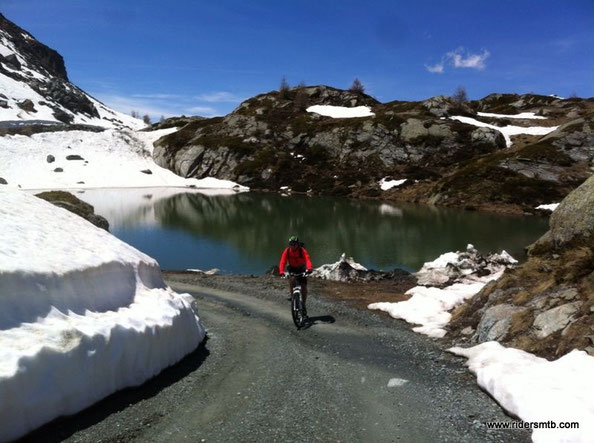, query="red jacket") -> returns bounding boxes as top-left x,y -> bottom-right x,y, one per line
279,246 -> 313,274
